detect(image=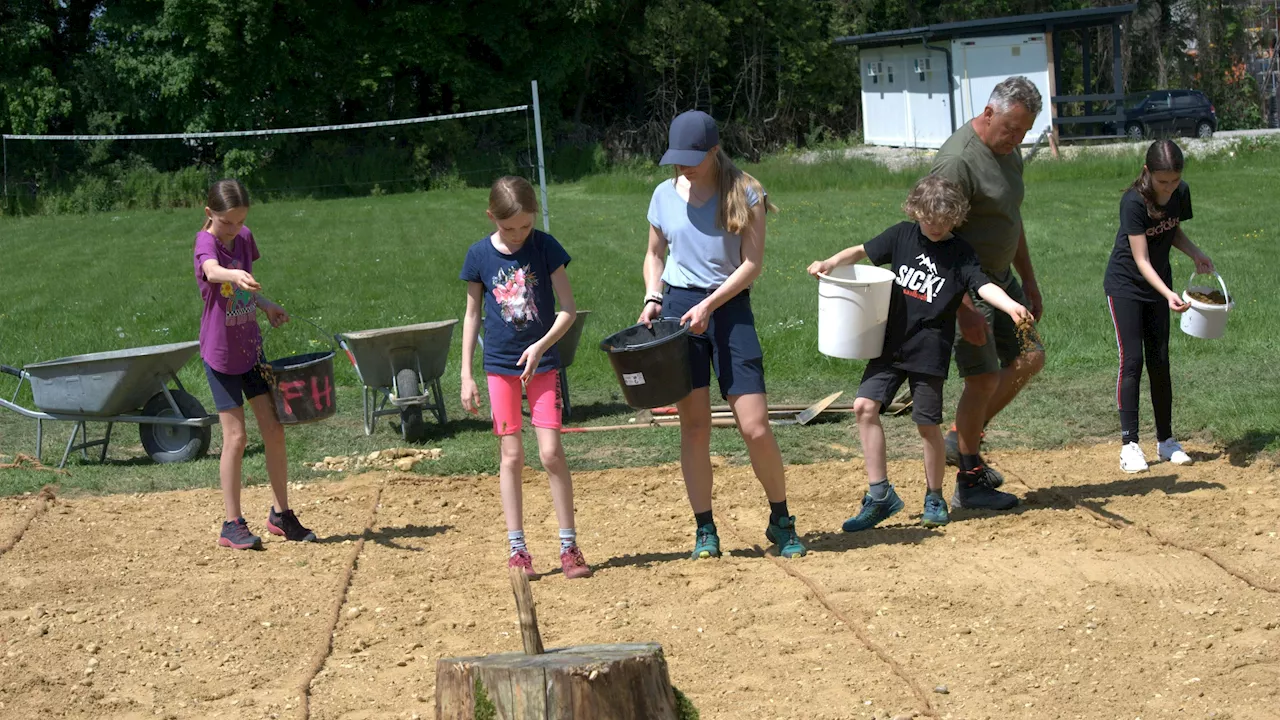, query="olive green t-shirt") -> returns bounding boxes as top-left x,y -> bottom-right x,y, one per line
931,122 -> 1024,276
